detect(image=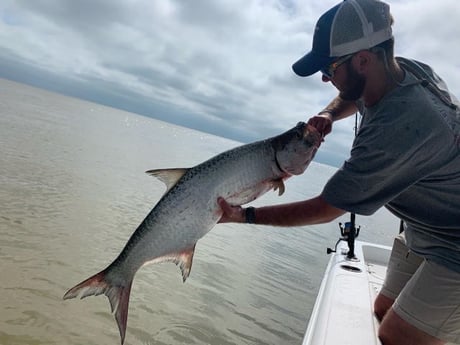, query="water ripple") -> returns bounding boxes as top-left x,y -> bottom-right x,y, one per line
0,79 -> 396,345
